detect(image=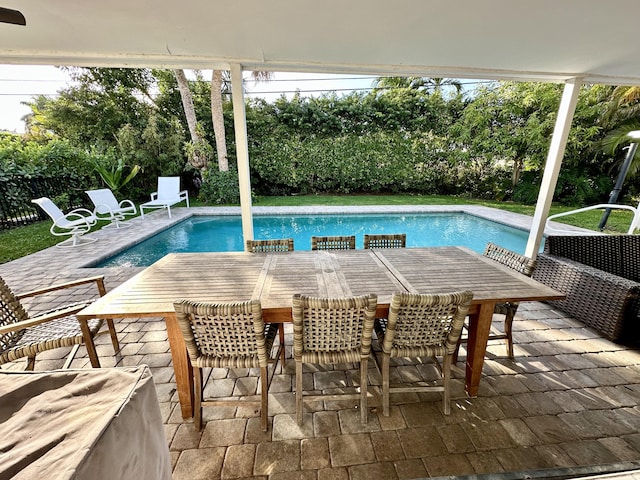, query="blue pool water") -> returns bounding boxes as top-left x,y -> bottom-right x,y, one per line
97,213 -> 534,267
